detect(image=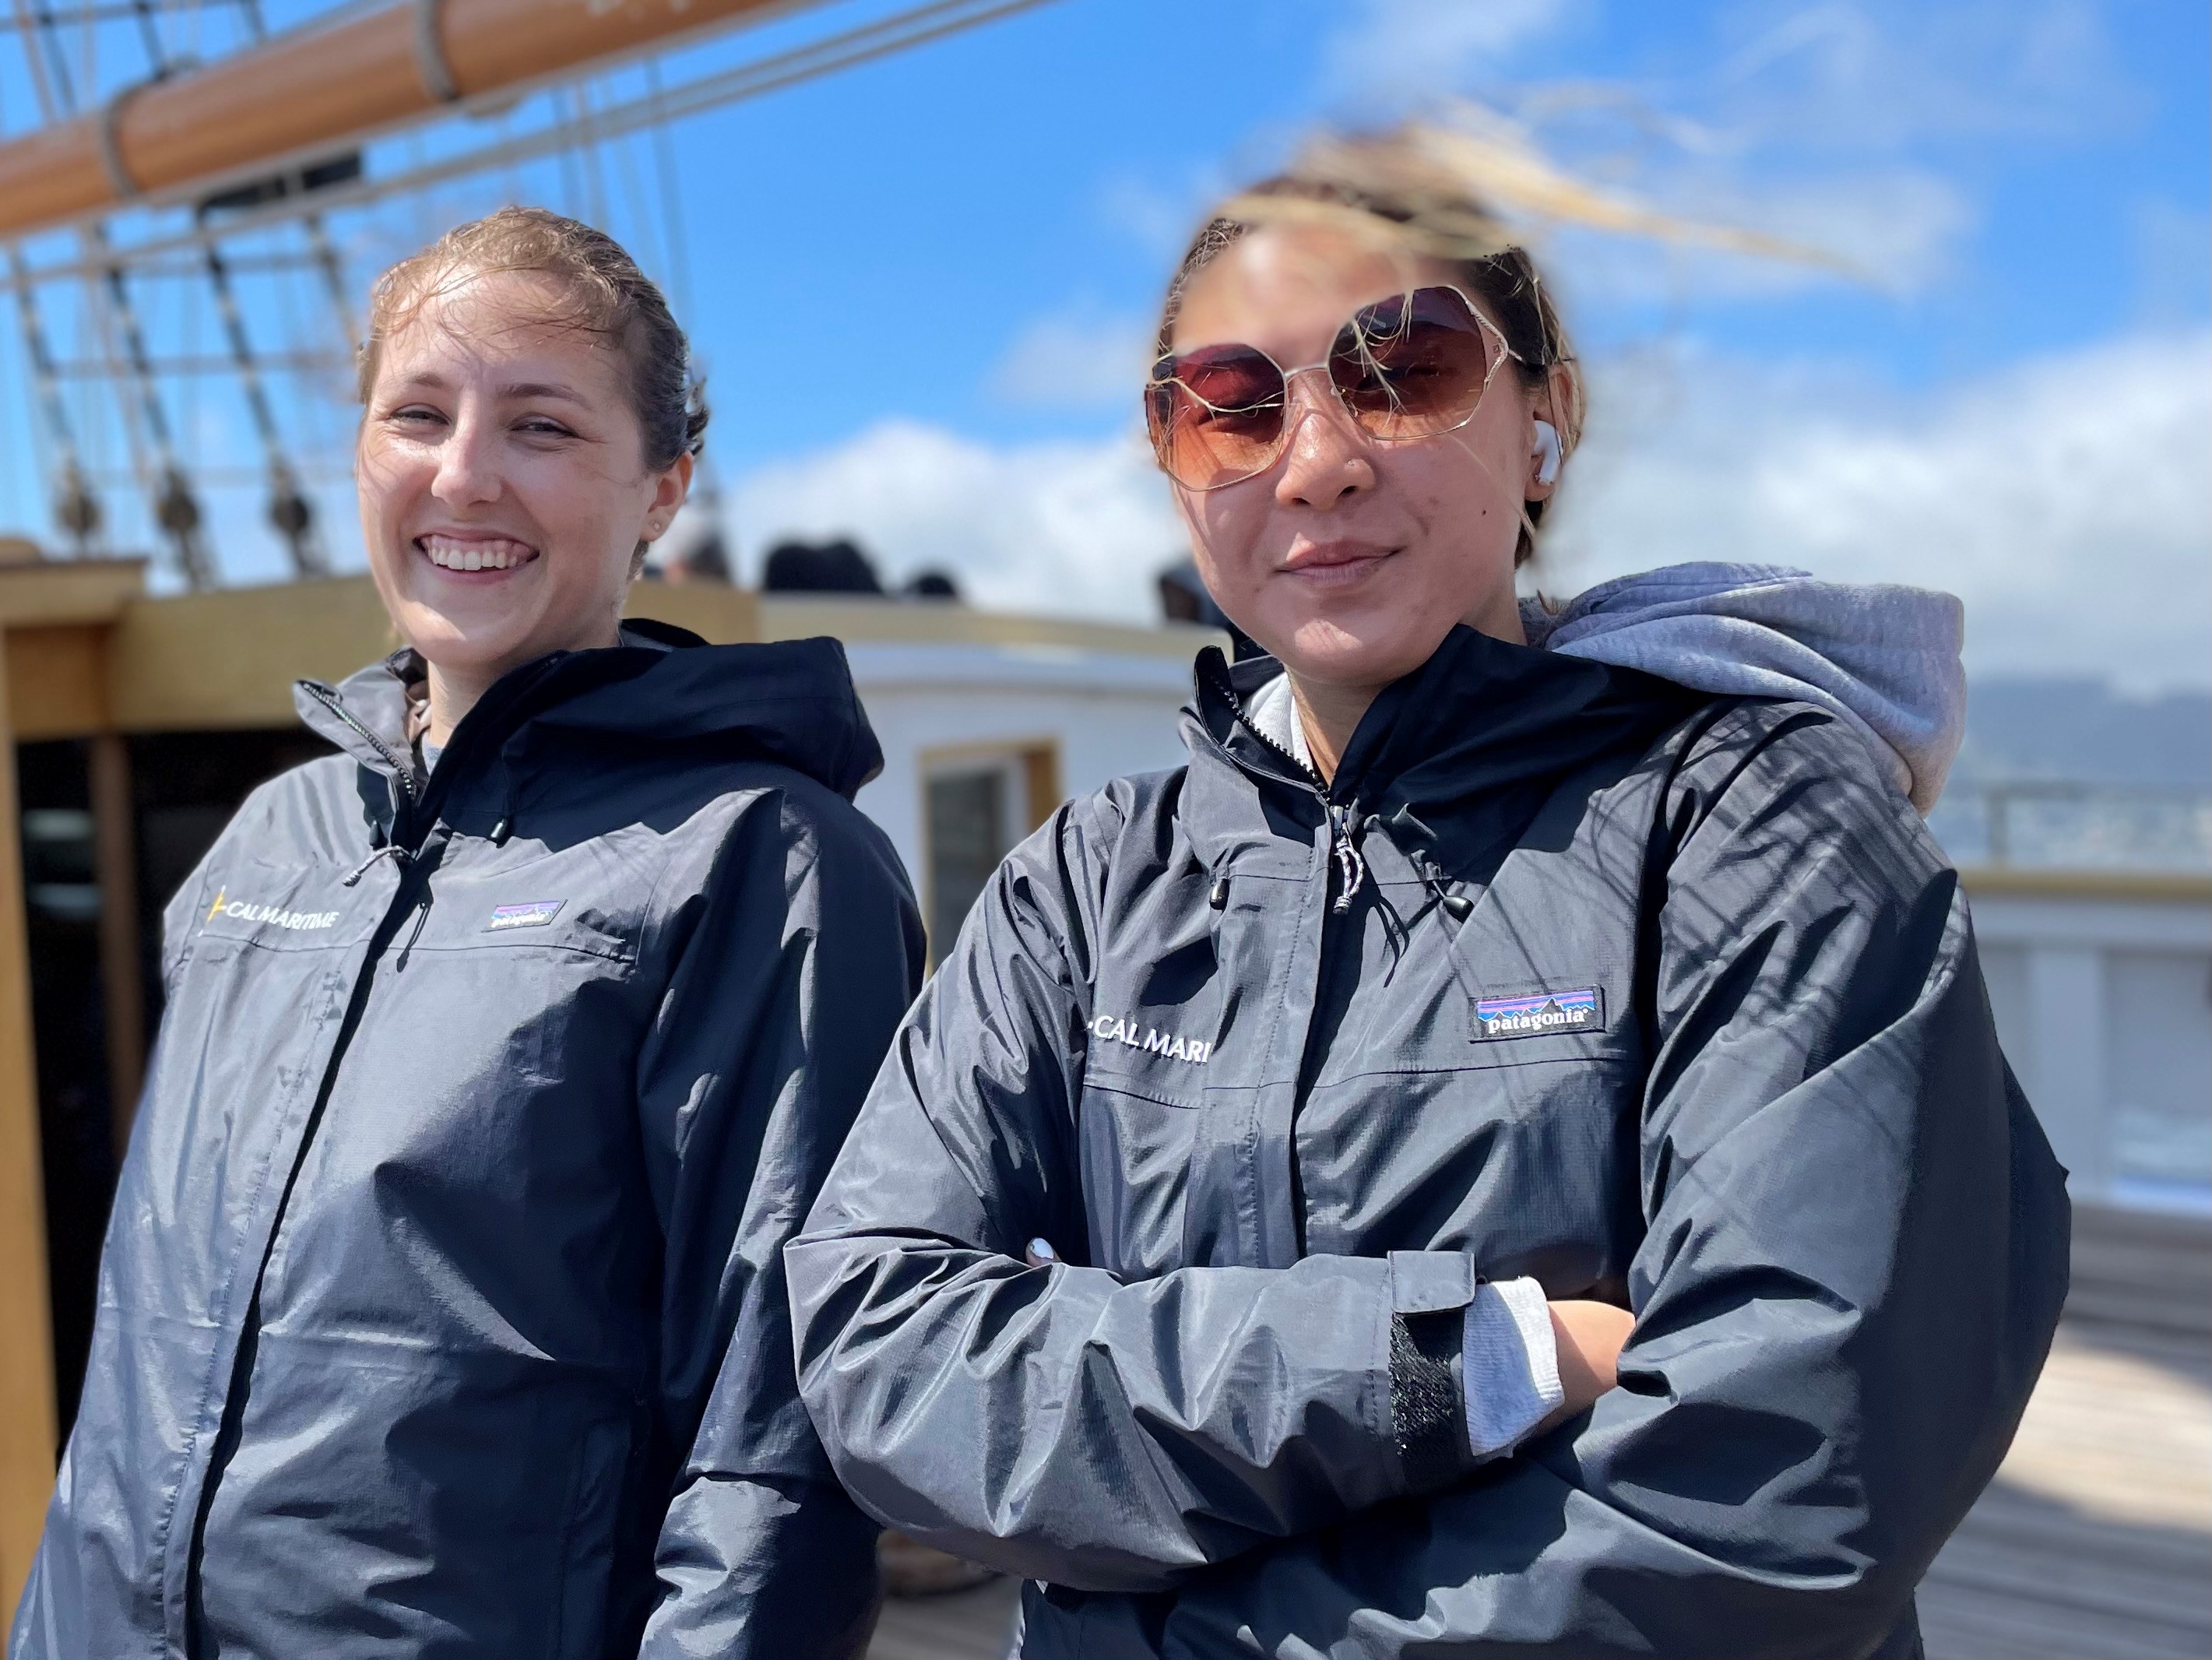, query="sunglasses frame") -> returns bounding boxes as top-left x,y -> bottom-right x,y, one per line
1145,284 -> 1524,492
